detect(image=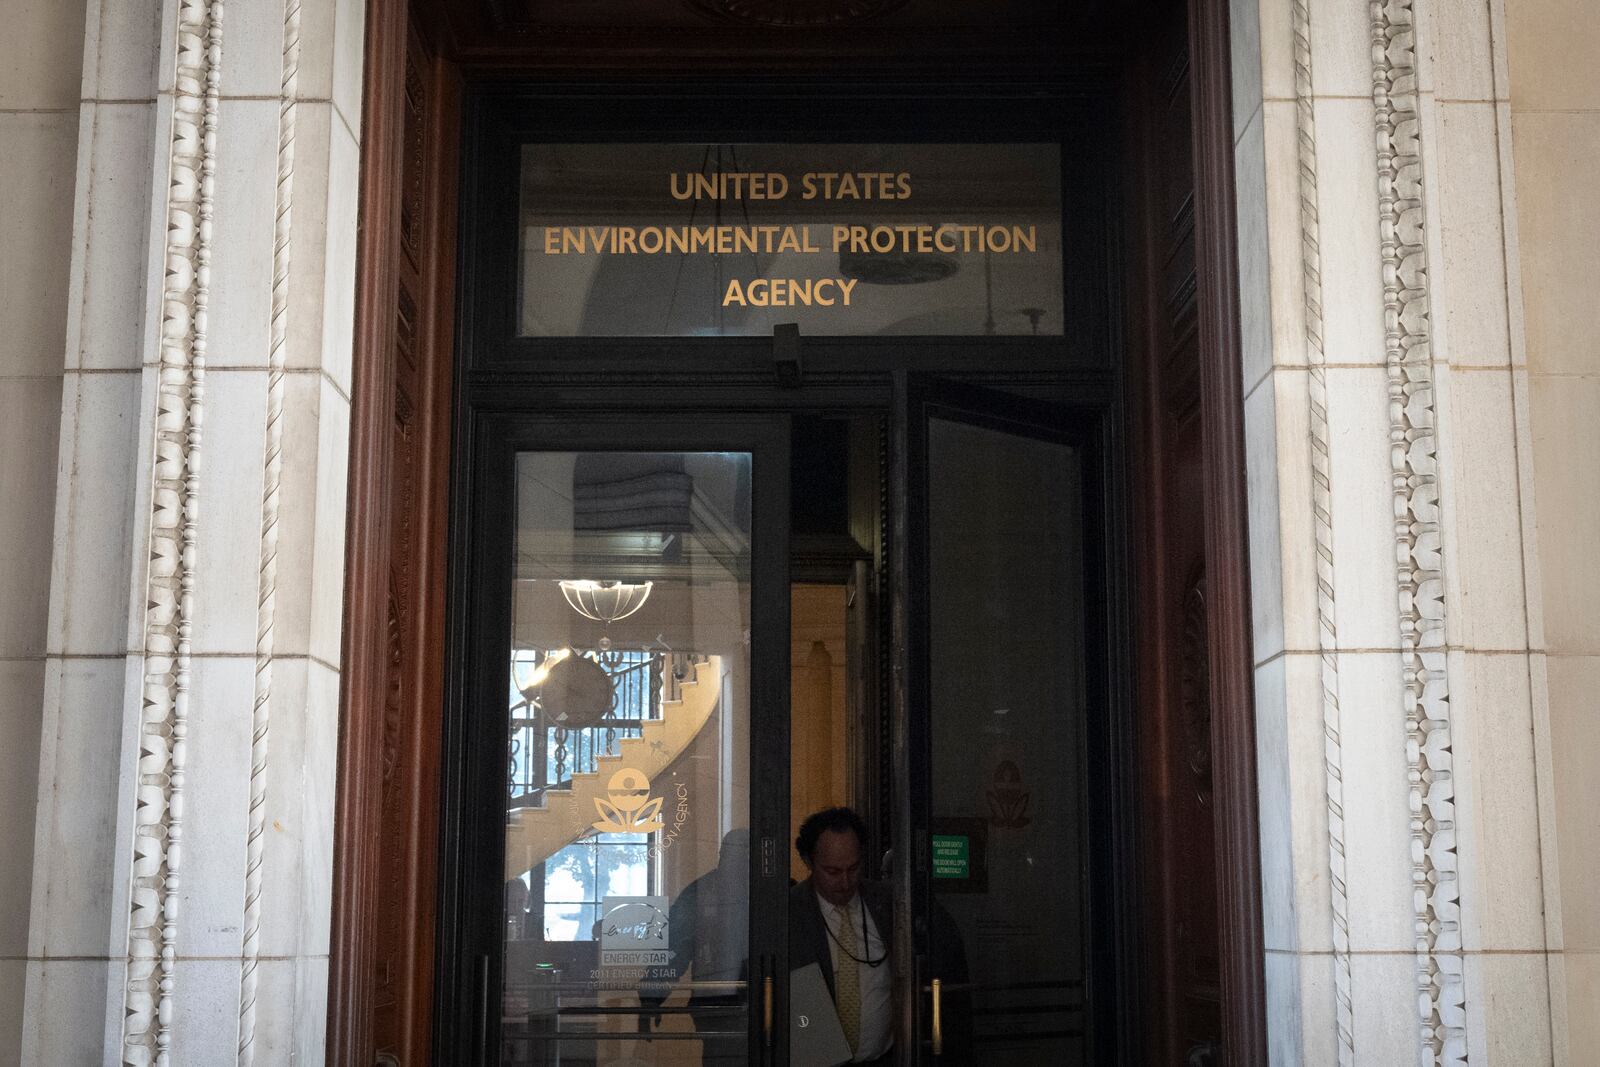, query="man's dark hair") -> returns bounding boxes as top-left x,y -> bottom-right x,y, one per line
795,807 -> 868,864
